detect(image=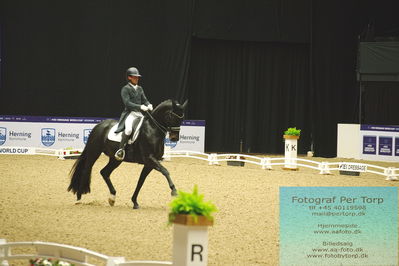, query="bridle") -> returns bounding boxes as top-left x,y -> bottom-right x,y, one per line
145,110 -> 184,135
